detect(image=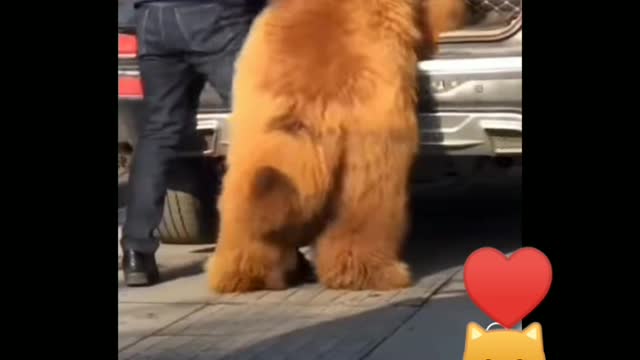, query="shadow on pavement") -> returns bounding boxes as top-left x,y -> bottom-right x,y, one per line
119,175 -> 521,287
118,178 -> 521,358
405,172 -> 521,277
120,295 -> 495,360
118,258 -> 207,289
